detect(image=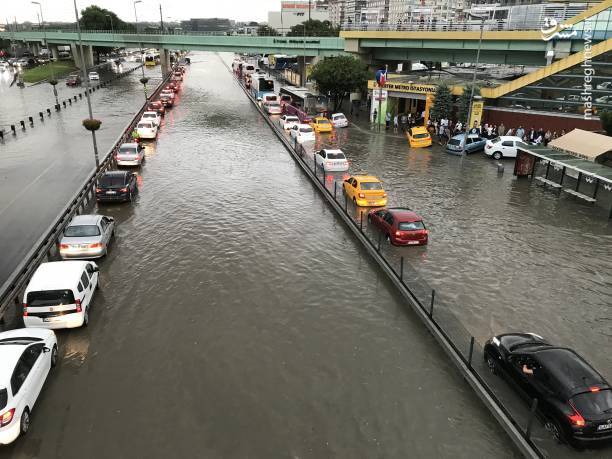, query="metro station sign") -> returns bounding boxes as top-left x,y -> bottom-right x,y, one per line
367,80 -> 437,94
